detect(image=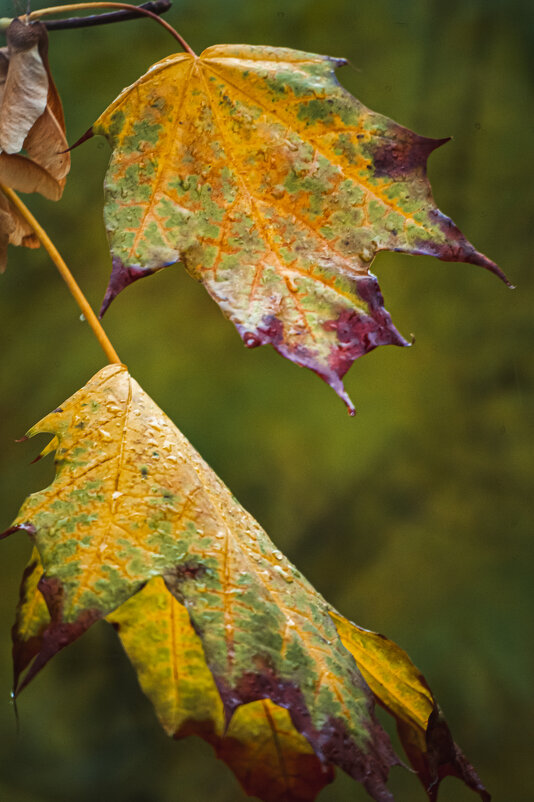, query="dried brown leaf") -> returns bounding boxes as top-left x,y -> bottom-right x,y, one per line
0,189 -> 39,271
0,20 -> 48,154
0,19 -> 70,269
